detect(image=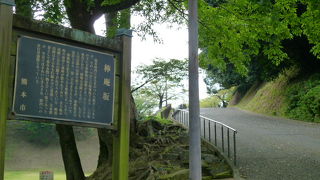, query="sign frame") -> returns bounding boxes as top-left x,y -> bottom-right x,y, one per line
1,13 -> 132,180
11,35 -> 116,128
